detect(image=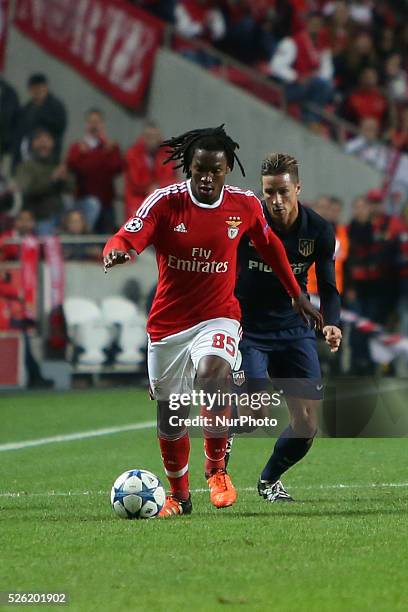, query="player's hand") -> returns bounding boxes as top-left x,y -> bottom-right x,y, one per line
292,293 -> 323,331
323,325 -> 342,352
103,249 -> 130,273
